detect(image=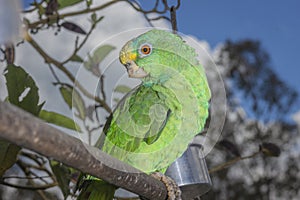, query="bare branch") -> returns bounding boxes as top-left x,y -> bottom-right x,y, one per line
0,180 -> 57,190
149,16 -> 171,22
26,0 -> 124,30
1,44 -> 15,64
62,18 -> 103,64
170,6 -> 178,34
0,101 -> 167,200
209,151 -> 261,174
2,175 -> 51,180
125,0 -> 168,14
